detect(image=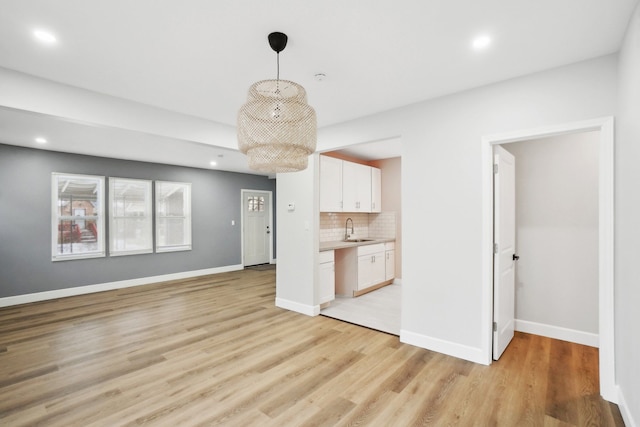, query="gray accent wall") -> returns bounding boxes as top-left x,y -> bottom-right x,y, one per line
0,144 -> 276,298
